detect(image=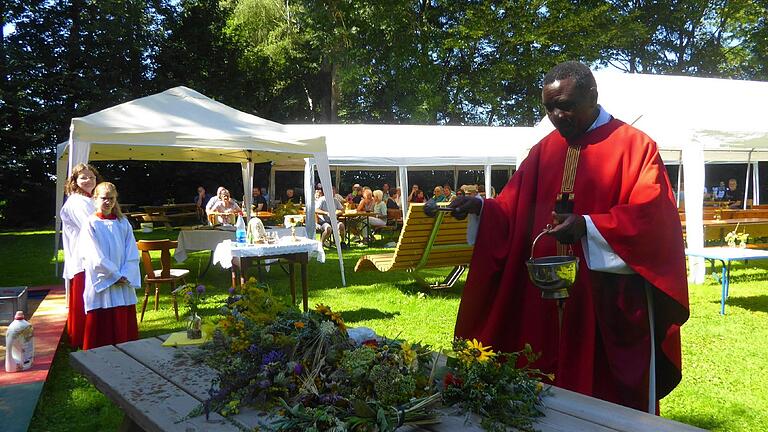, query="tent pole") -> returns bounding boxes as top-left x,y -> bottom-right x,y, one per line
676,151 -> 682,208
743,150 -> 753,210
753,161 -> 760,206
